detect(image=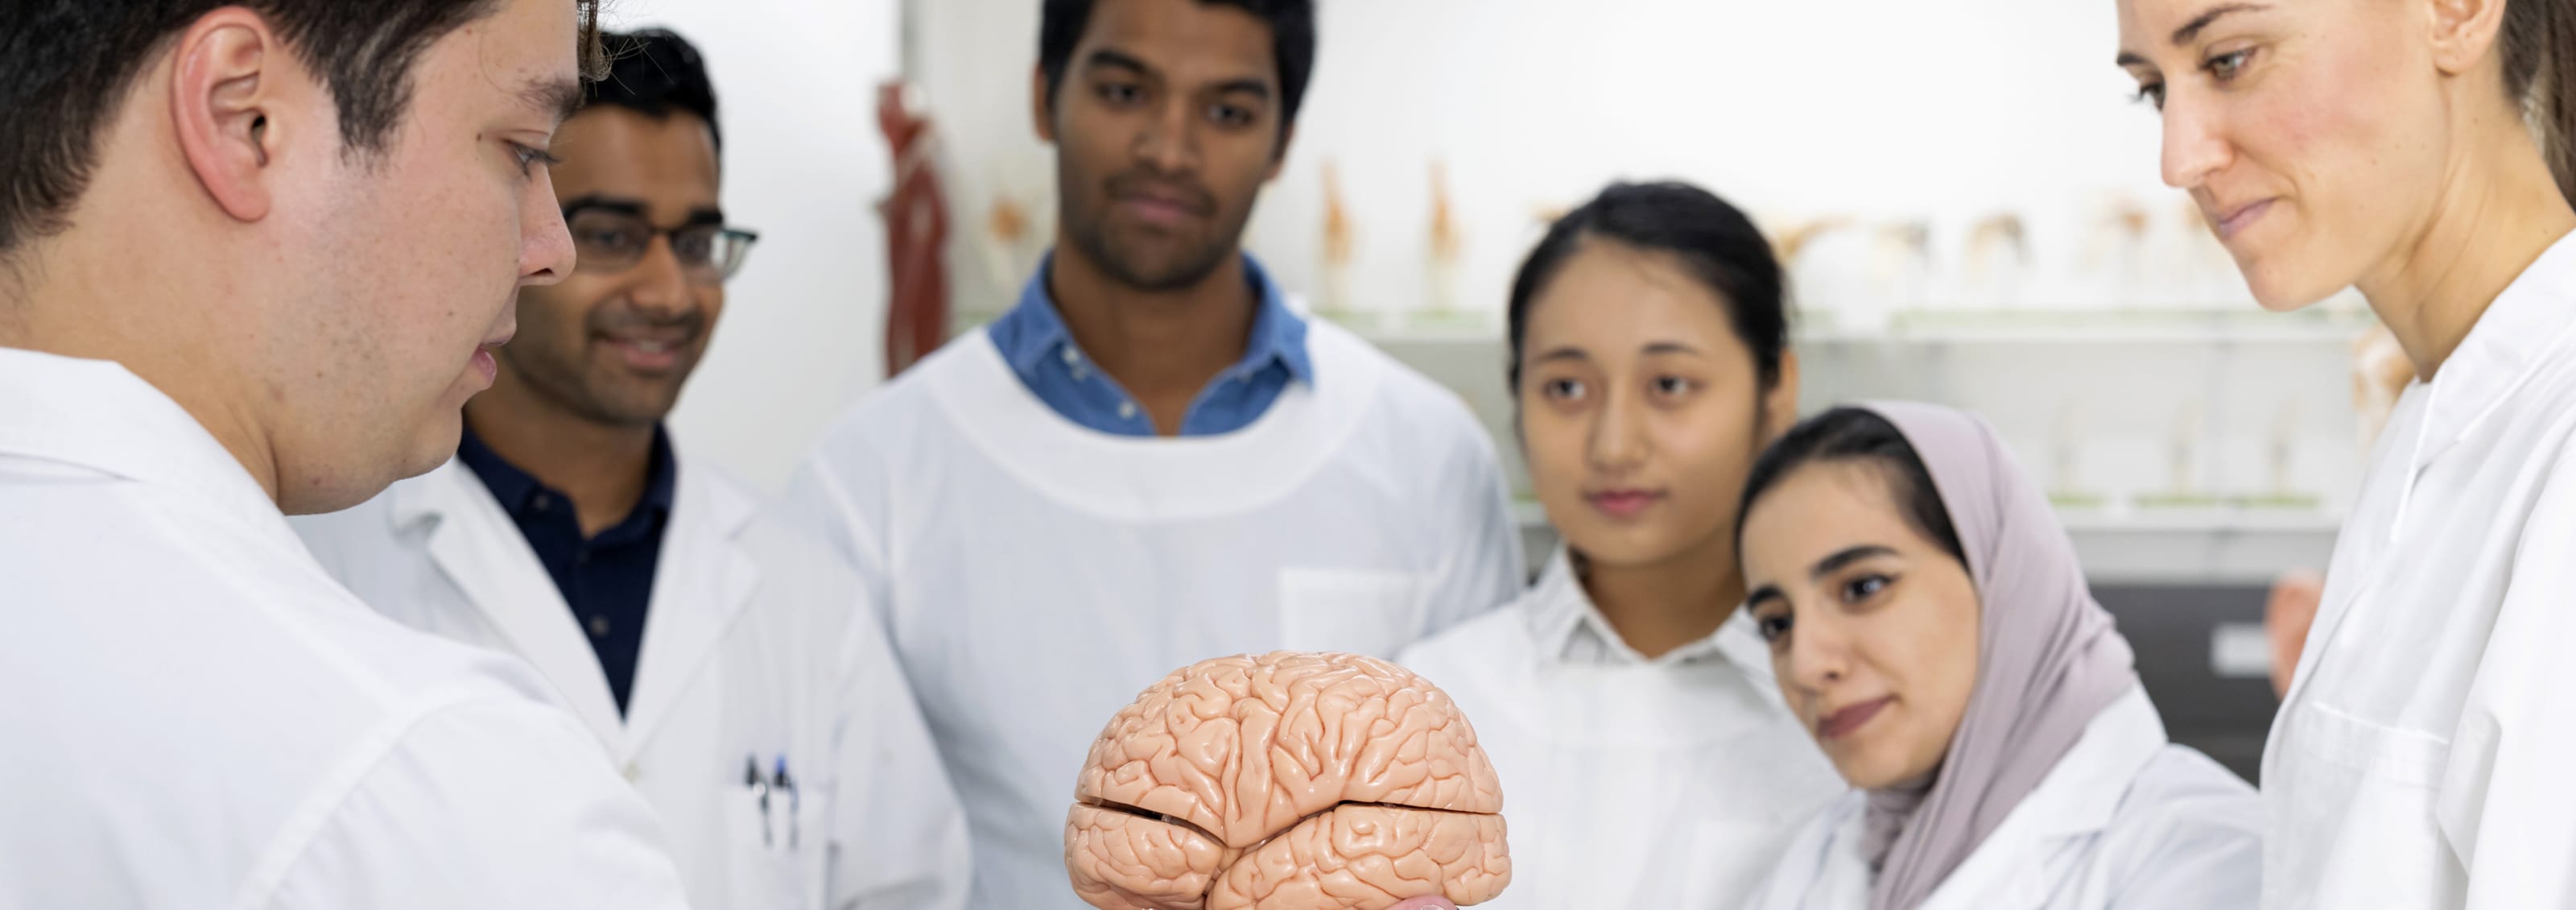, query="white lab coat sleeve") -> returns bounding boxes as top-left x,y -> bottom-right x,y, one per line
1418,408 -> 1524,638
823,585 -> 973,910
2438,445 -> 2576,906
261,697 -> 690,910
